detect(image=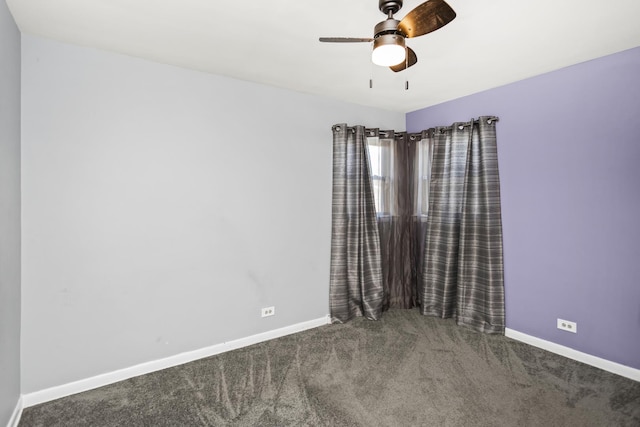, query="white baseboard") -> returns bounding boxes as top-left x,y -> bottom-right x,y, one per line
7,396 -> 22,427
505,328 -> 640,382
22,315 -> 331,408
